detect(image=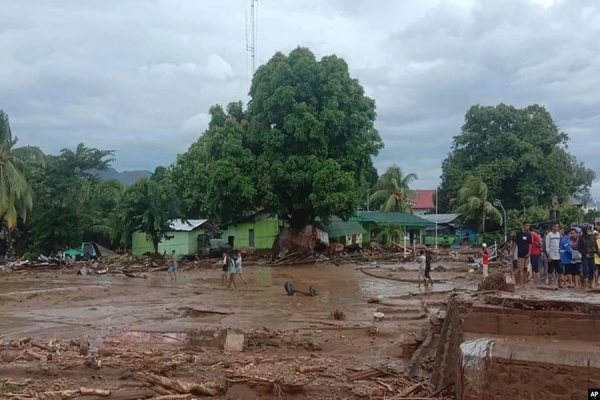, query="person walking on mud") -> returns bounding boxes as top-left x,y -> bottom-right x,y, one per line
221,252 -> 229,286
416,250 -> 426,286
167,250 -> 178,282
424,250 -> 433,286
228,253 -> 238,289
235,251 -> 247,286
